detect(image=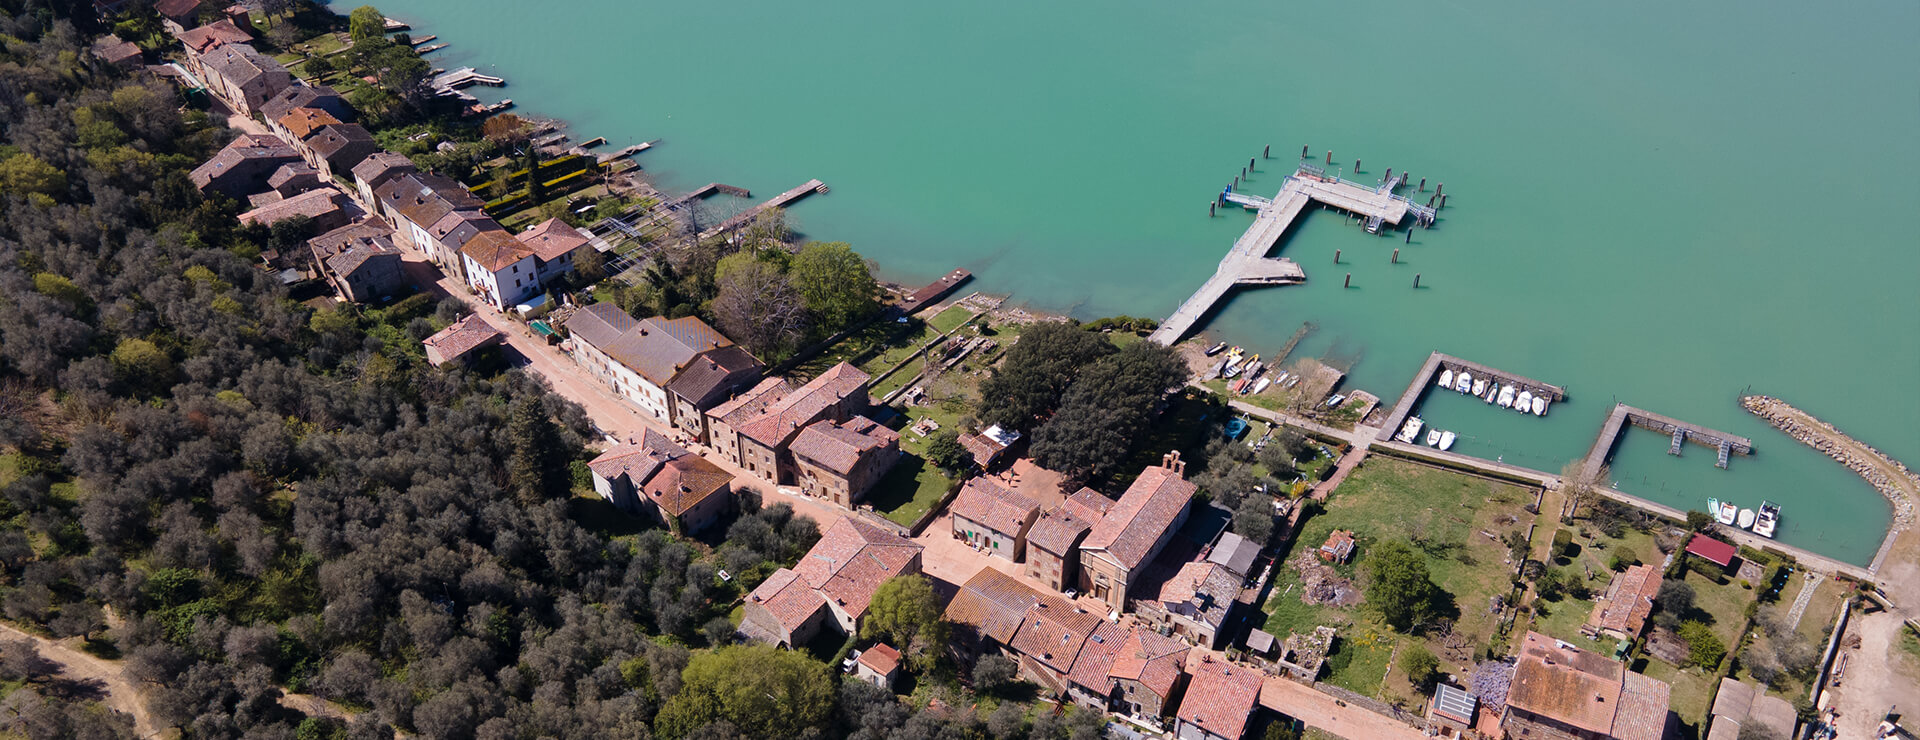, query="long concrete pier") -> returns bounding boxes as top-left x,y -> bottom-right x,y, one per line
1374,351 -> 1567,443
1149,163 -> 1437,346
1583,403 -> 1753,474
704,179 -> 828,238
